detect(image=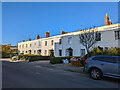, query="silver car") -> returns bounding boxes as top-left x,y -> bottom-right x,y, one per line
85,55 -> 120,80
